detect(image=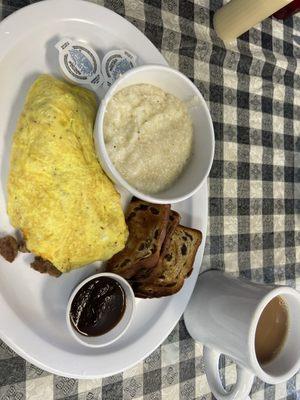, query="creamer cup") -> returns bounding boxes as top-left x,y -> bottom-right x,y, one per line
55,38 -> 104,89
102,49 -> 137,84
